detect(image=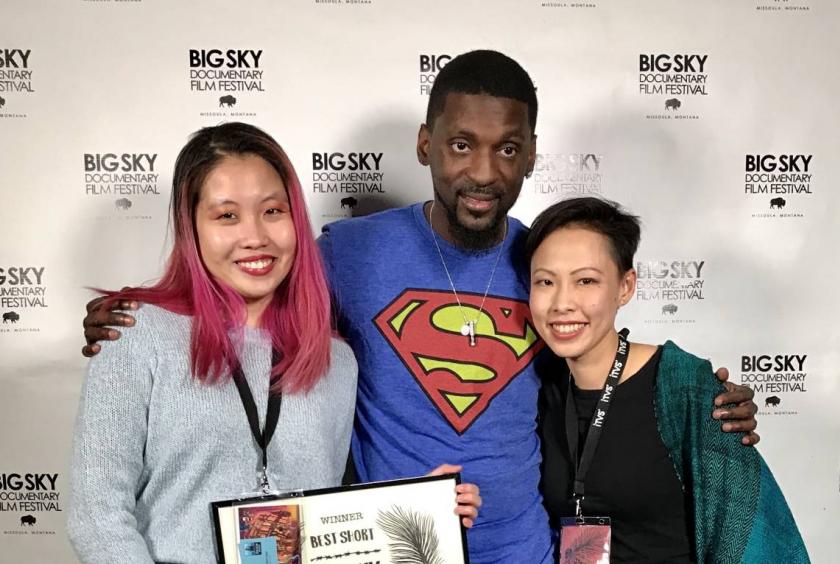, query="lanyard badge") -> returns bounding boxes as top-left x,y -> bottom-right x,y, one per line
558,516 -> 611,564
231,350 -> 283,494
558,330 -> 630,563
